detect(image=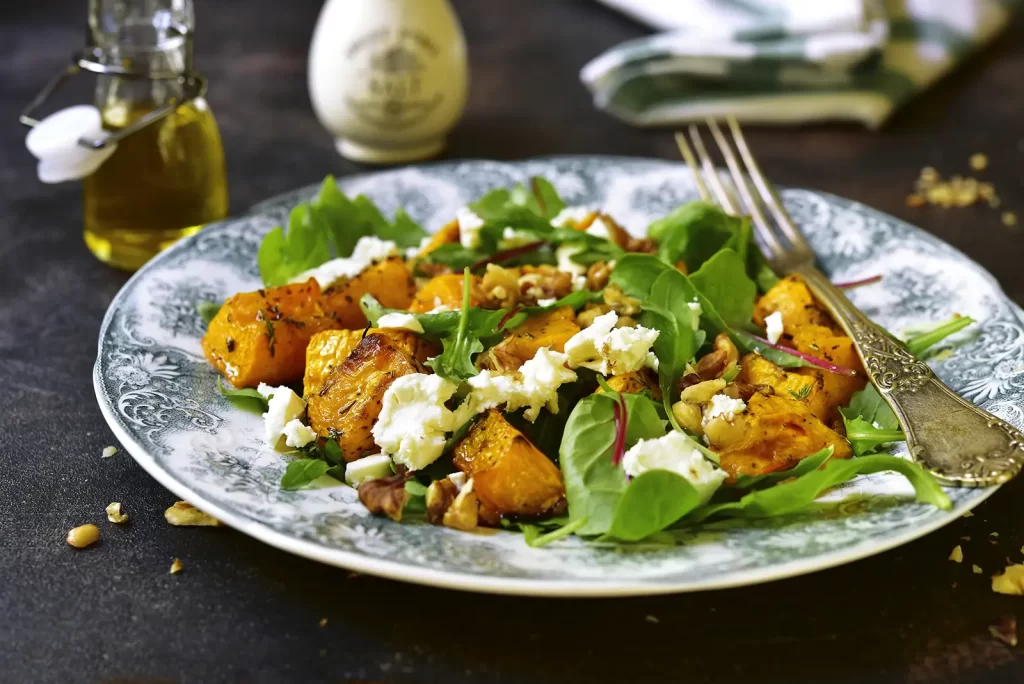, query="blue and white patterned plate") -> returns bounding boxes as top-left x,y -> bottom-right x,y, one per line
94,157 -> 1021,596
